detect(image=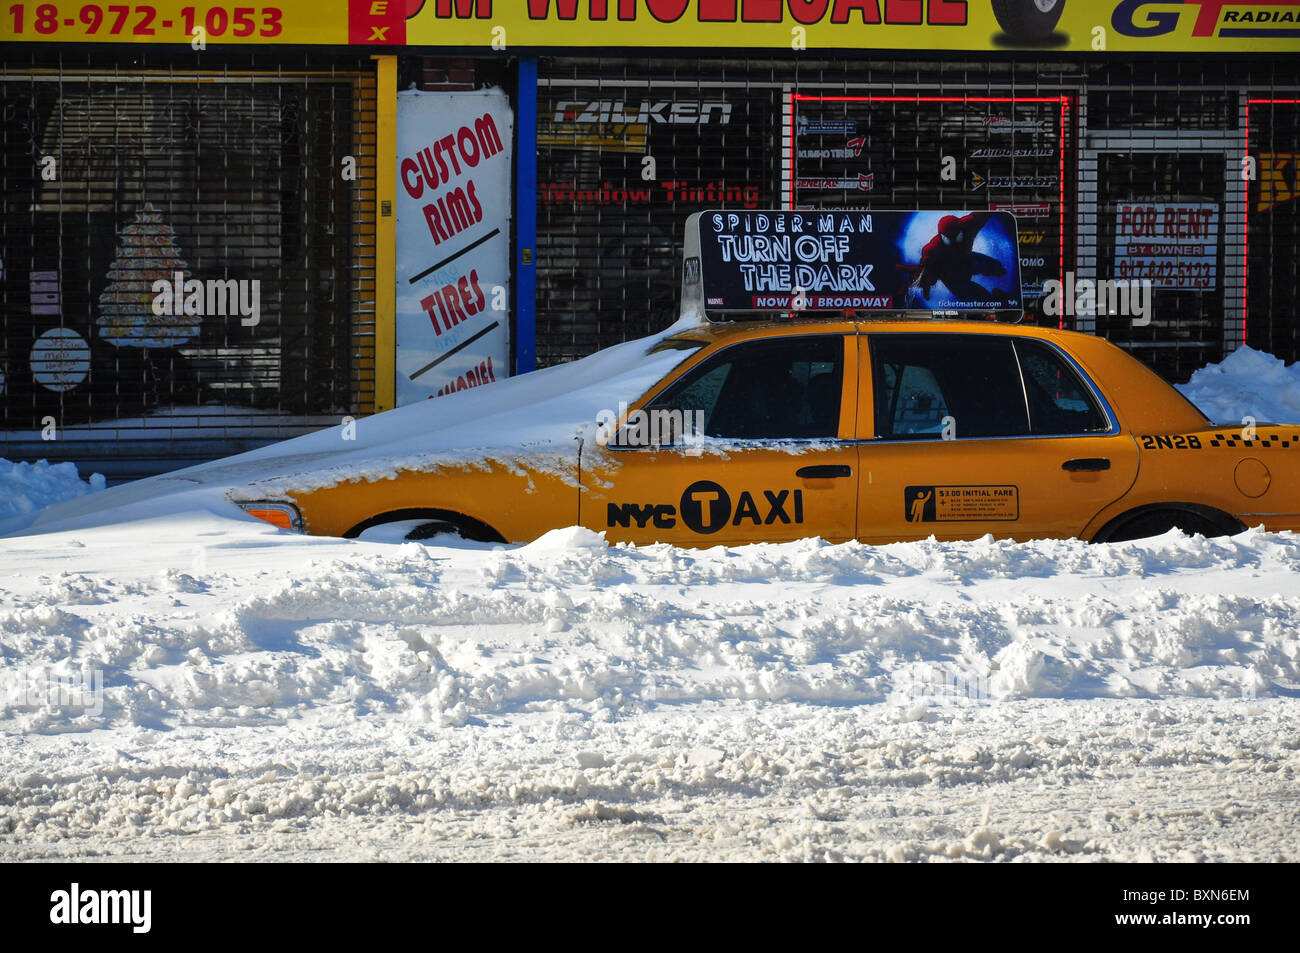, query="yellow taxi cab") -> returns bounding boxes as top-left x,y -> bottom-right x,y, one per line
242,317 -> 1300,546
